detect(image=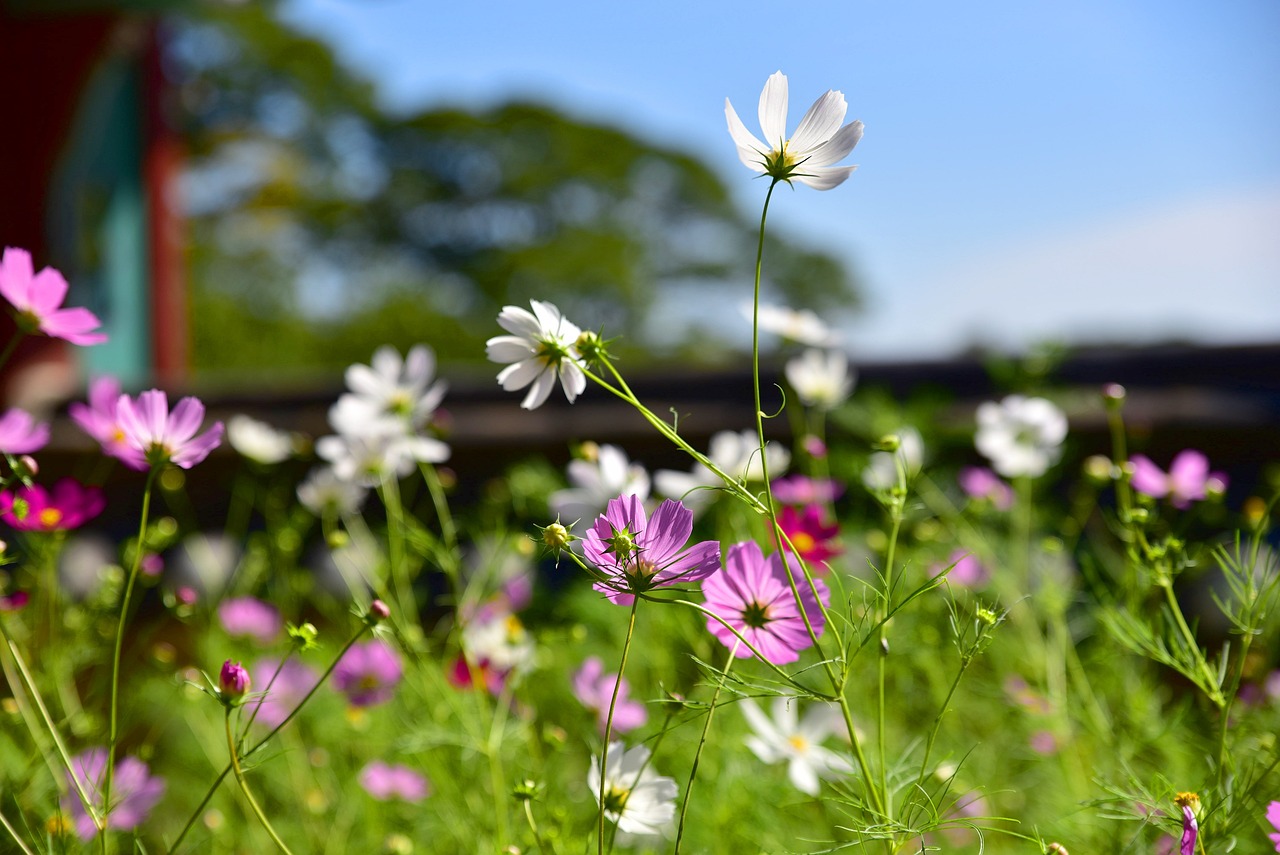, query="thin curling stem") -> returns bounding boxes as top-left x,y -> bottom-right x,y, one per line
225,712 -> 295,854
